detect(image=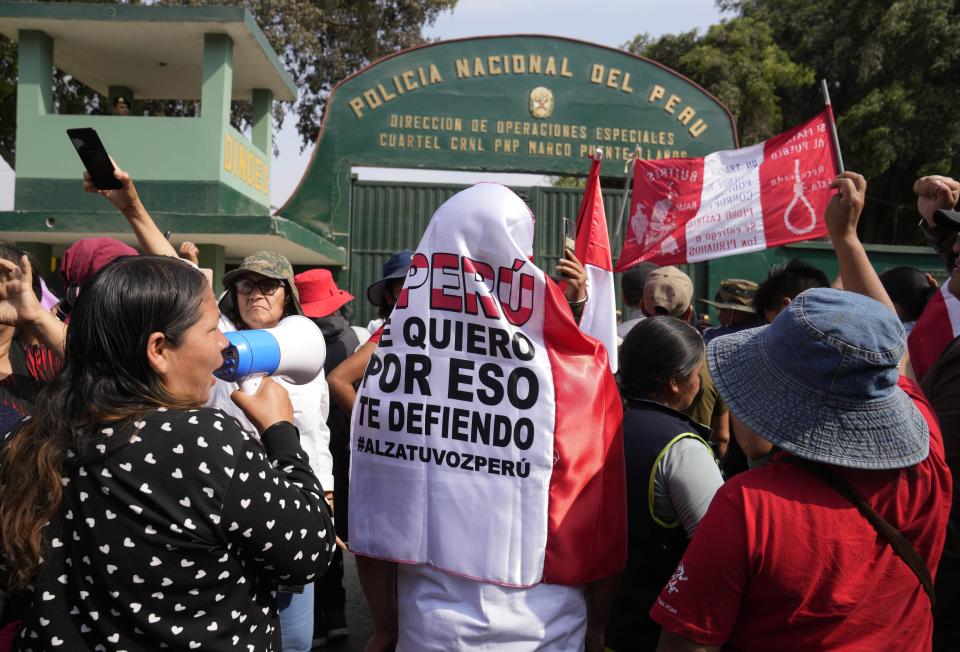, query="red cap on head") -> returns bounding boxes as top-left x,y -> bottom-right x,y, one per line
60,237 -> 138,287
294,268 -> 353,318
